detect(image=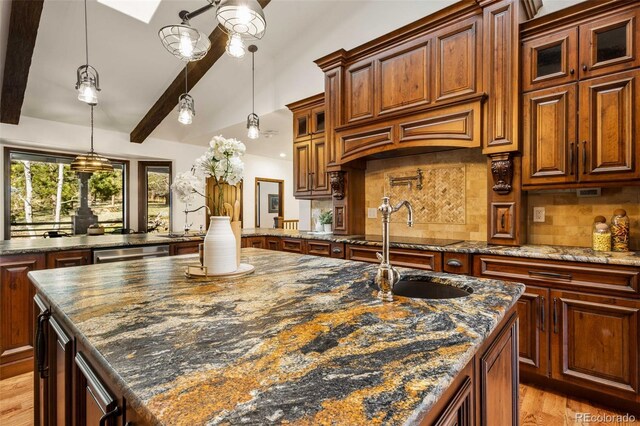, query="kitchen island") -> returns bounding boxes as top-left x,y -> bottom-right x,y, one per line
29,248 -> 523,425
